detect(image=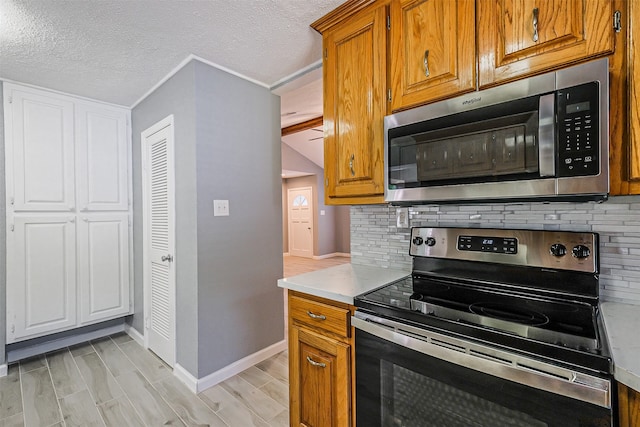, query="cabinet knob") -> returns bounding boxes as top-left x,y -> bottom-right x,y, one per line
306,356 -> 326,368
